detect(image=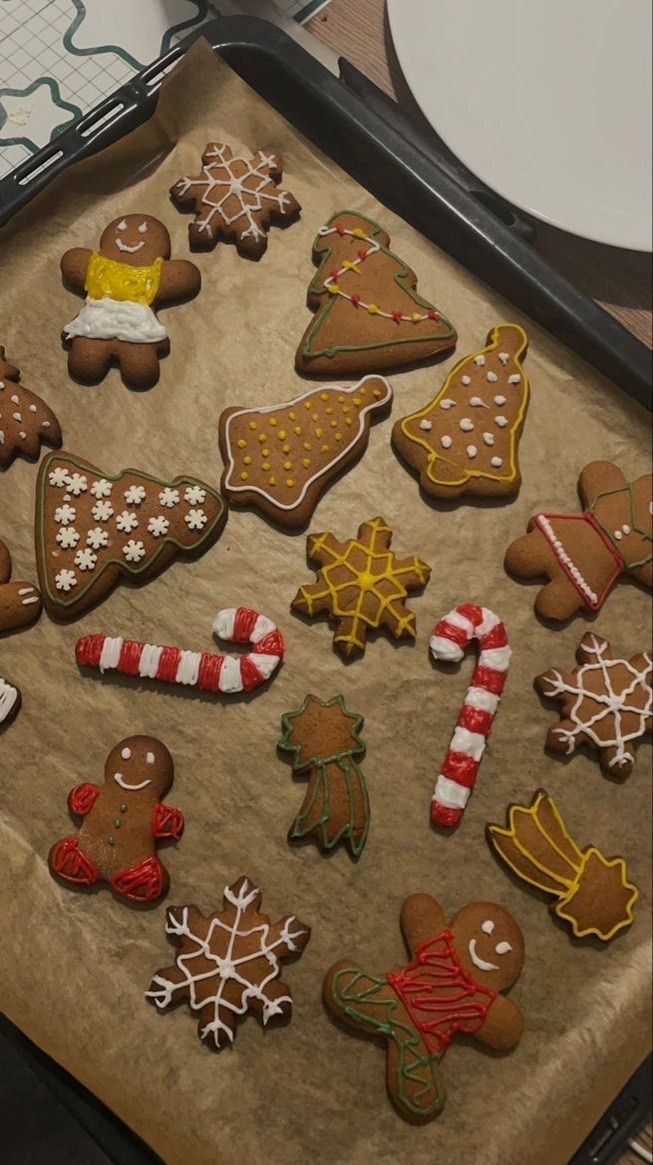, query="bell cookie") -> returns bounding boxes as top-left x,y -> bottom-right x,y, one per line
291,516 -> 431,658
393,324 -> 529,499
35,451 -> 227,622
146,875 -> 310,1048
0,539 -> 42,634
48,735 -> 184,904
296,211 -> 456,376
504,460 -> 652,621
61,214 -> 200,388
0,676 -> 21,730
487,789 -> 639,941
0,346 -> 62,469
170,143 -> 300,258
324,893 -> 524,1123
535,632 -> 651,778
219,375 -> 392,529
76,607 -> 284,696
278,694 -> 369,857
